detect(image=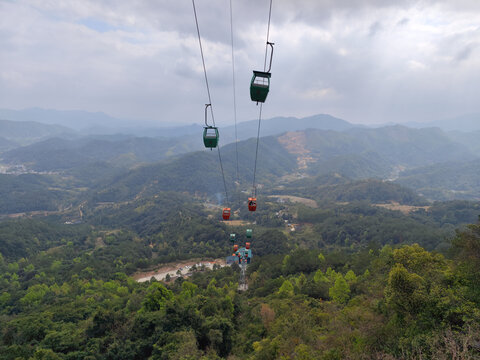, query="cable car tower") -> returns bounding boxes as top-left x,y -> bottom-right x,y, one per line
228,230 -> 252,291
